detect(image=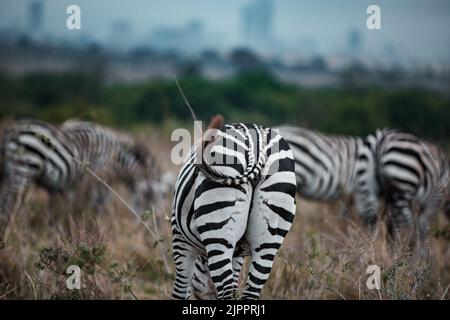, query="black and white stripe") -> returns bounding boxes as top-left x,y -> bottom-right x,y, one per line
276,125 -> 449,249
0,119 -> 163,226
190,255 -> 244,300
376,129 -> 449,247
275,126 -> 381,229
0,120 -> 77,225
171,123 -> 297,300
61,120 -> 166,208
